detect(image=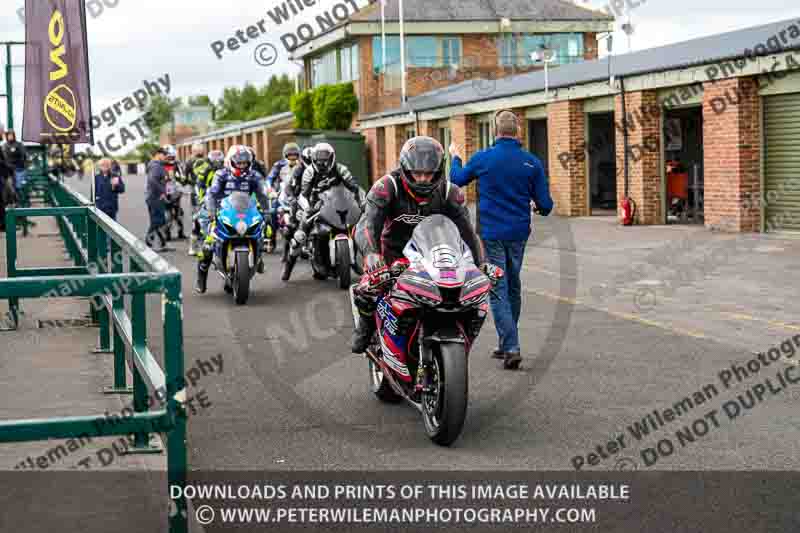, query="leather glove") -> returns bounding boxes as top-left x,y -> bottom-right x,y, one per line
480,263 -> 504,286
362,253 -> 390,291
